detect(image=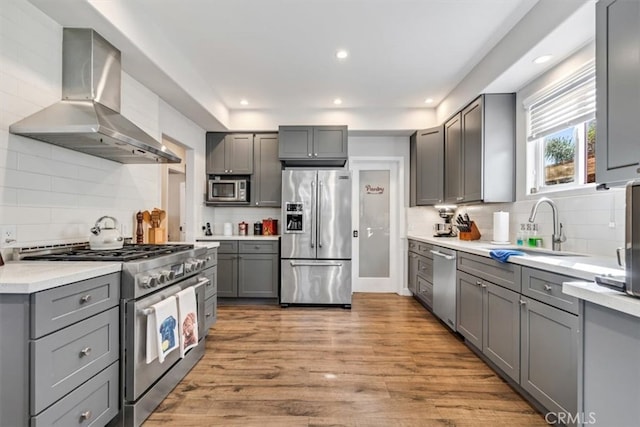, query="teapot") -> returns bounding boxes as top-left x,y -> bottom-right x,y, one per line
89,216 -> 124,250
